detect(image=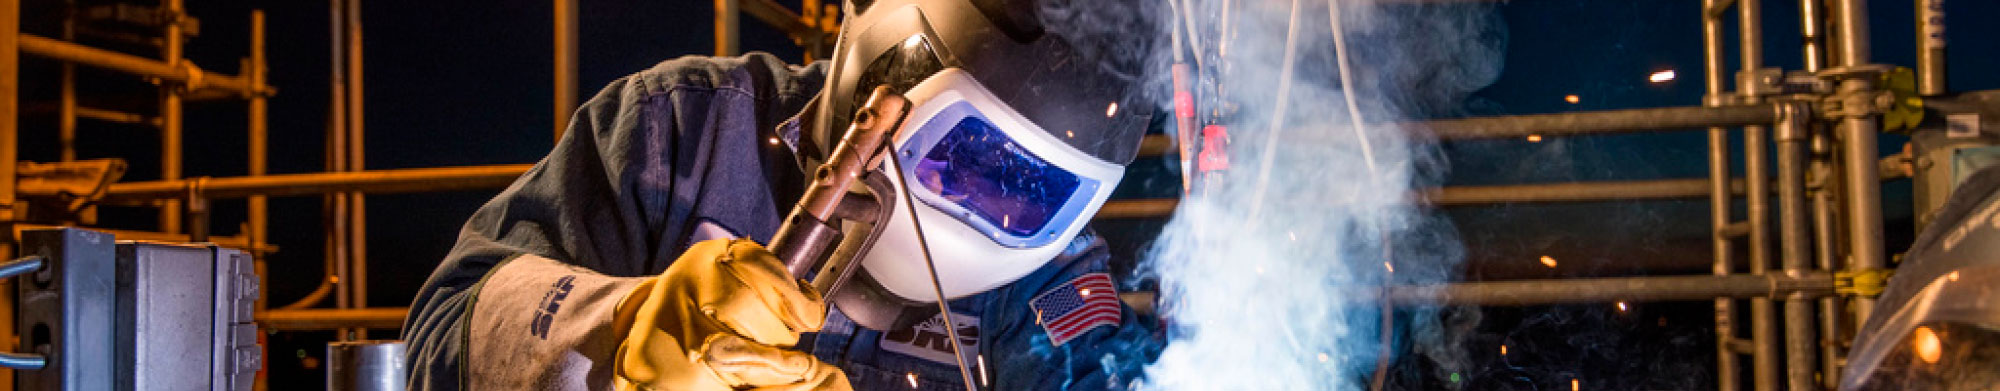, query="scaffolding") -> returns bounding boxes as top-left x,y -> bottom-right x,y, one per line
0,0 -> 1972,390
